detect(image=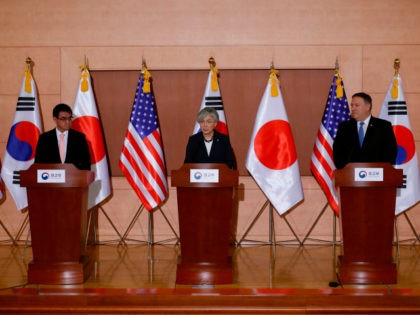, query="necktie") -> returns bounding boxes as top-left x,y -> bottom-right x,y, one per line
59,133 -> 65,163
358,121 -> 365,147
